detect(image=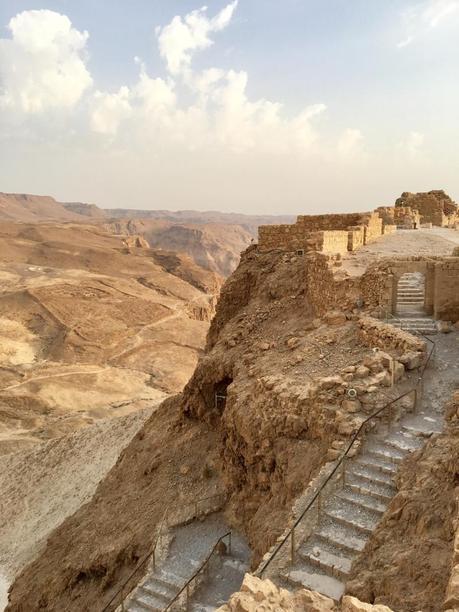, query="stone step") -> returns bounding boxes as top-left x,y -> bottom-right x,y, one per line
315,520 -> 368,556
336,486 -> 388,514
323,503 -> 379,535
346,474 -> 395,502
364,442 -> 405,464
140,581 -> 177,603
298,539 -> 354,581
281,562 -> 345,602
128,594 -> 163,612
355,454 -> 397,476
382,431 -> 422,453
347,463 -> 395,488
